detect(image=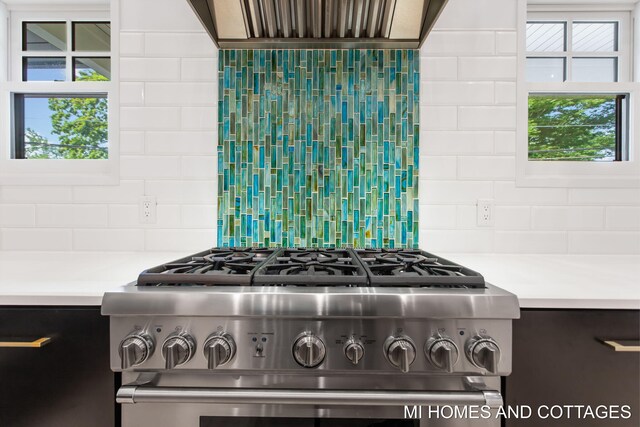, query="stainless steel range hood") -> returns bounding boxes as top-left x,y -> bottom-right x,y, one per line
187,0 -> 448,49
